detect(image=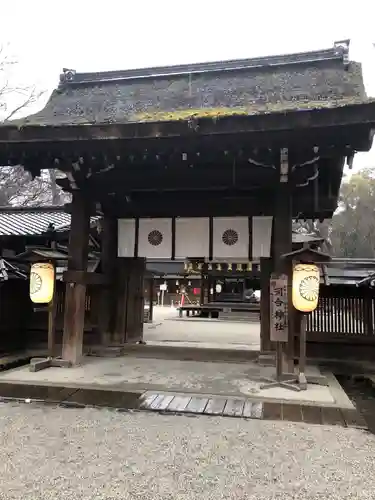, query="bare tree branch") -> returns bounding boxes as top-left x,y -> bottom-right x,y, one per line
0,44 -> 68,207
3,87 -> 43,121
